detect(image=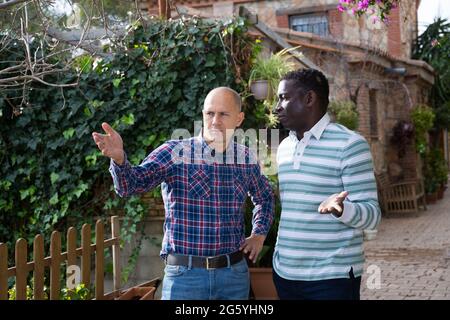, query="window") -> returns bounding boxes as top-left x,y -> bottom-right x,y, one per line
290,14 -> 329,37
